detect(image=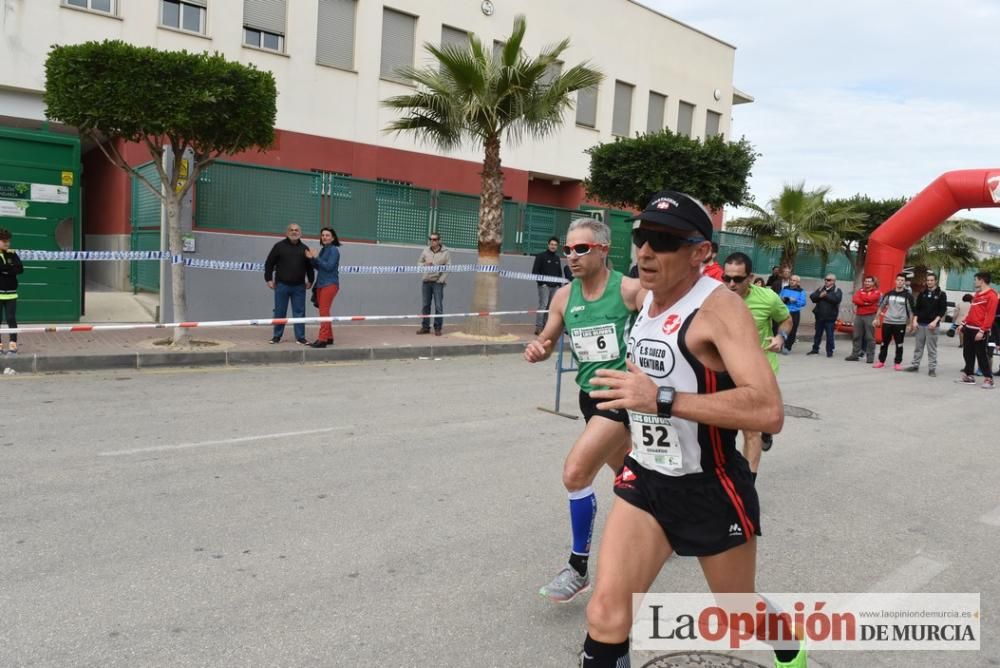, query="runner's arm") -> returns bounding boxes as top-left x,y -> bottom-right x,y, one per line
591,290 -> 784,434
524,285 -> 570,363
